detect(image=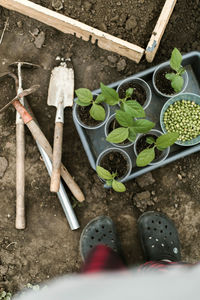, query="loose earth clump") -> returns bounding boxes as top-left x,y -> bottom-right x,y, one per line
100,151 -> 128,179
77,105 -> 102,126
118,82 -> 146,106
155,67 -> 175,95
136,134 -> 162,161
